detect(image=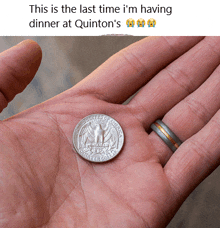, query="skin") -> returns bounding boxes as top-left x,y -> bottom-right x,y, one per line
0,37 -> 220,228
